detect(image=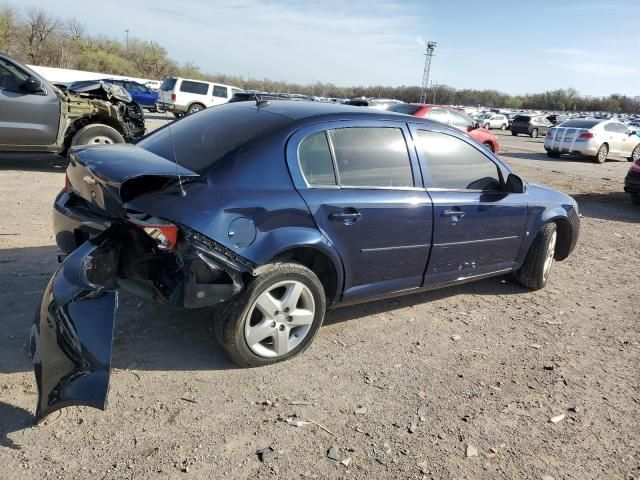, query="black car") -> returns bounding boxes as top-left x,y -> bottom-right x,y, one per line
546,114 -> 568,126
511,115 -> 552,138
624,158 -> 640,205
